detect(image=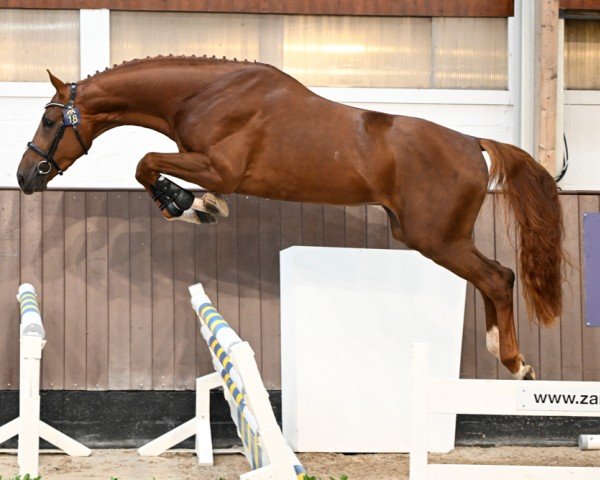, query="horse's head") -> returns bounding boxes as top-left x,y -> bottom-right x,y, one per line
17,70 -> 91,194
